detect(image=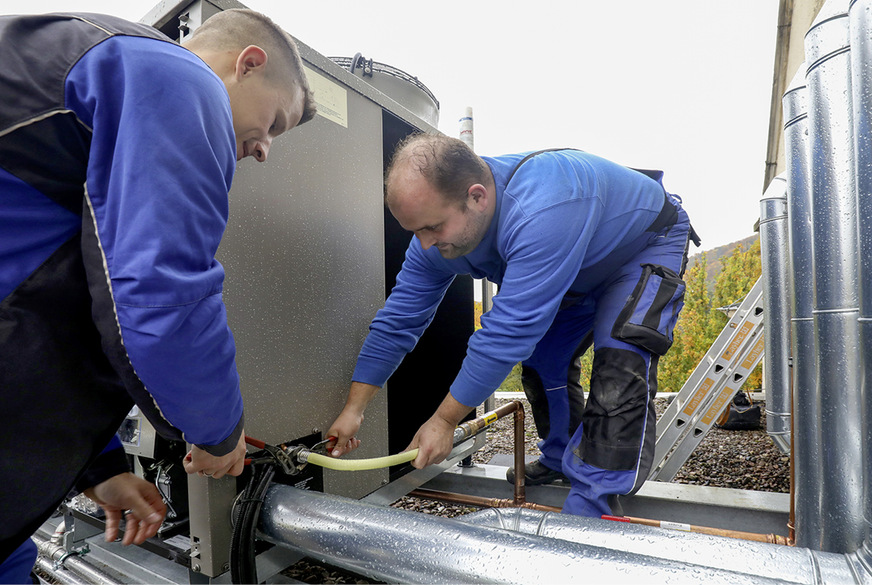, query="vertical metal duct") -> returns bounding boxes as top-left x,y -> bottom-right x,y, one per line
759,174 -> 791,454
804,0 -> 865,553
848,0 -> 872,558
782,63 -> 825,550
